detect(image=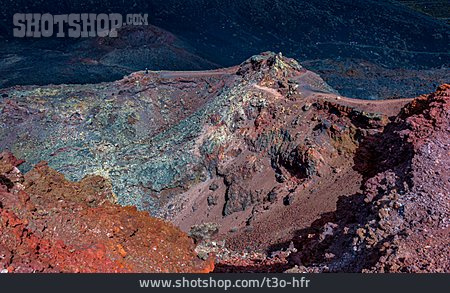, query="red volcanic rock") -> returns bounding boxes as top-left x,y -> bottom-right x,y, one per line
400,84 -> 450,147
282,85 -> 450,273
0,152 -> 213,273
